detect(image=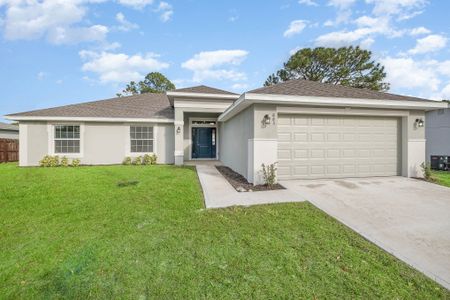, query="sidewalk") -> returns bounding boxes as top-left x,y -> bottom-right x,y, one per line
195,164 -> 304,209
